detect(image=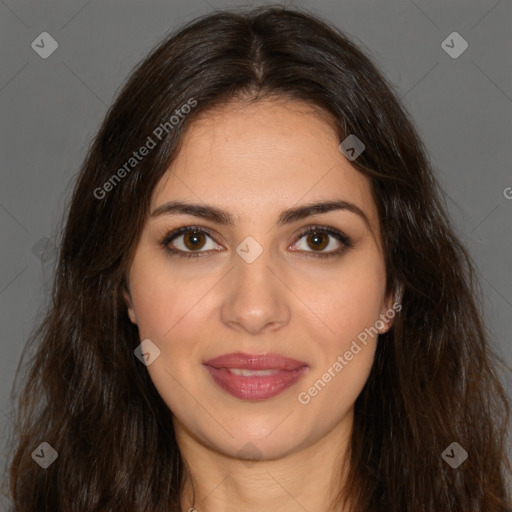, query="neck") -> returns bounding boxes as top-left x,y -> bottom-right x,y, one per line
176,410 -> 354,512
